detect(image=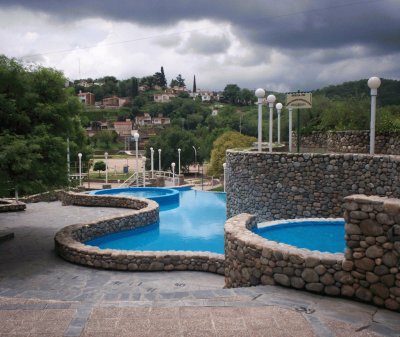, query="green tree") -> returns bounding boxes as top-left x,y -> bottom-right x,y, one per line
208,131 -> 255,176
223,84 -> 241,104
93,161 -> 106,177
